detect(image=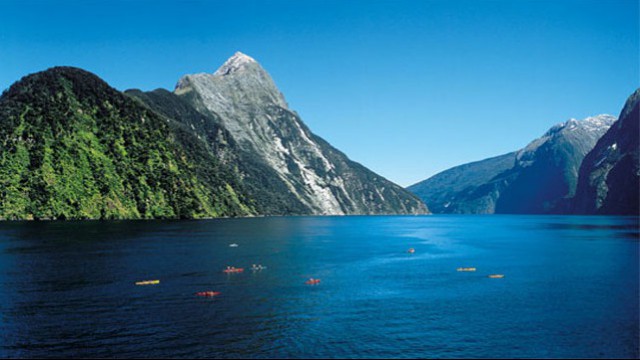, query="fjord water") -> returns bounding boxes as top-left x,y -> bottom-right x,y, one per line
0,216 -> 637,358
